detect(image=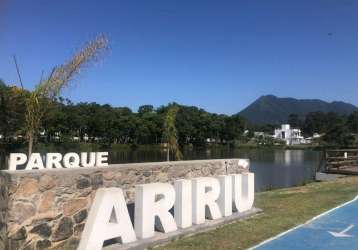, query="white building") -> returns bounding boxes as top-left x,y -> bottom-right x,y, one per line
274,124 -> 306,145
304,133 -> 322,144
254,132 -> 265,137
313,133 -> 322,139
